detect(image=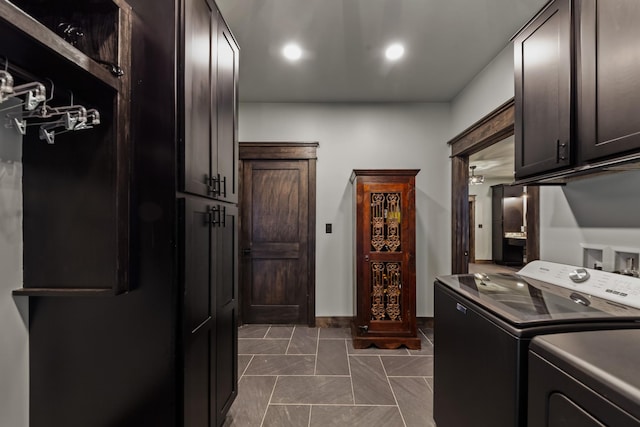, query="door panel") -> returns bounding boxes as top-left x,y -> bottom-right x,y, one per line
241,160 -> 309,324
216,20 -> 239,203
180,0 -> 215,197
183,200 -> 212,332
180,197 -> 216,427
514,0 -> 572,178
215,204 -> 237,425
359,182 -> 412,335
252,168 -> 301,242
578,0 -> 640,161
184,328 -> 212,427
